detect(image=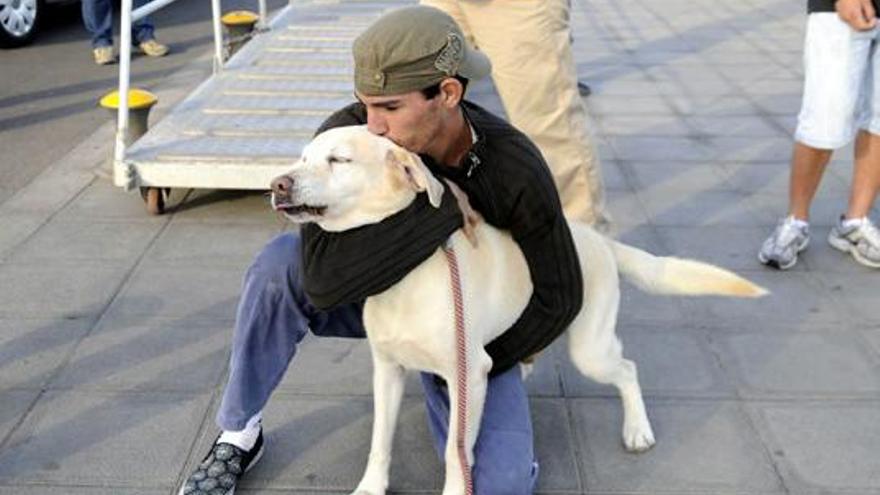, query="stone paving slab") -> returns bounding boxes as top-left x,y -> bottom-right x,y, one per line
146,219 -> 282,266
819,271 -> 880,325
51,181 -> 169,224
236,396 -> 445,492
715,331 -> 880,399
0,391 -> 38,442
655,225 -> 771,271
49,317 -> 230,393
0,487 -> 167,495
639,188 -> 767,227
5,218 -> 164,264
0,262 -> 132,320
0,318 -> 94,391
0,391 -> 210,488
682,271 -> 851,329
105,263 -> 246,320
627,161 -> 732,194
746,401 -> 880,494
570,399 -> 784,494
561,326 -> 735,399
0,214 -> 47,260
